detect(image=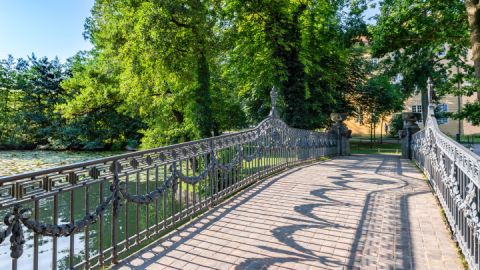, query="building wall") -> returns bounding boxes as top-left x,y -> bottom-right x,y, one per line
347,92 -> 480,137
345,116 -> 392,137
404,93 -> 480,136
